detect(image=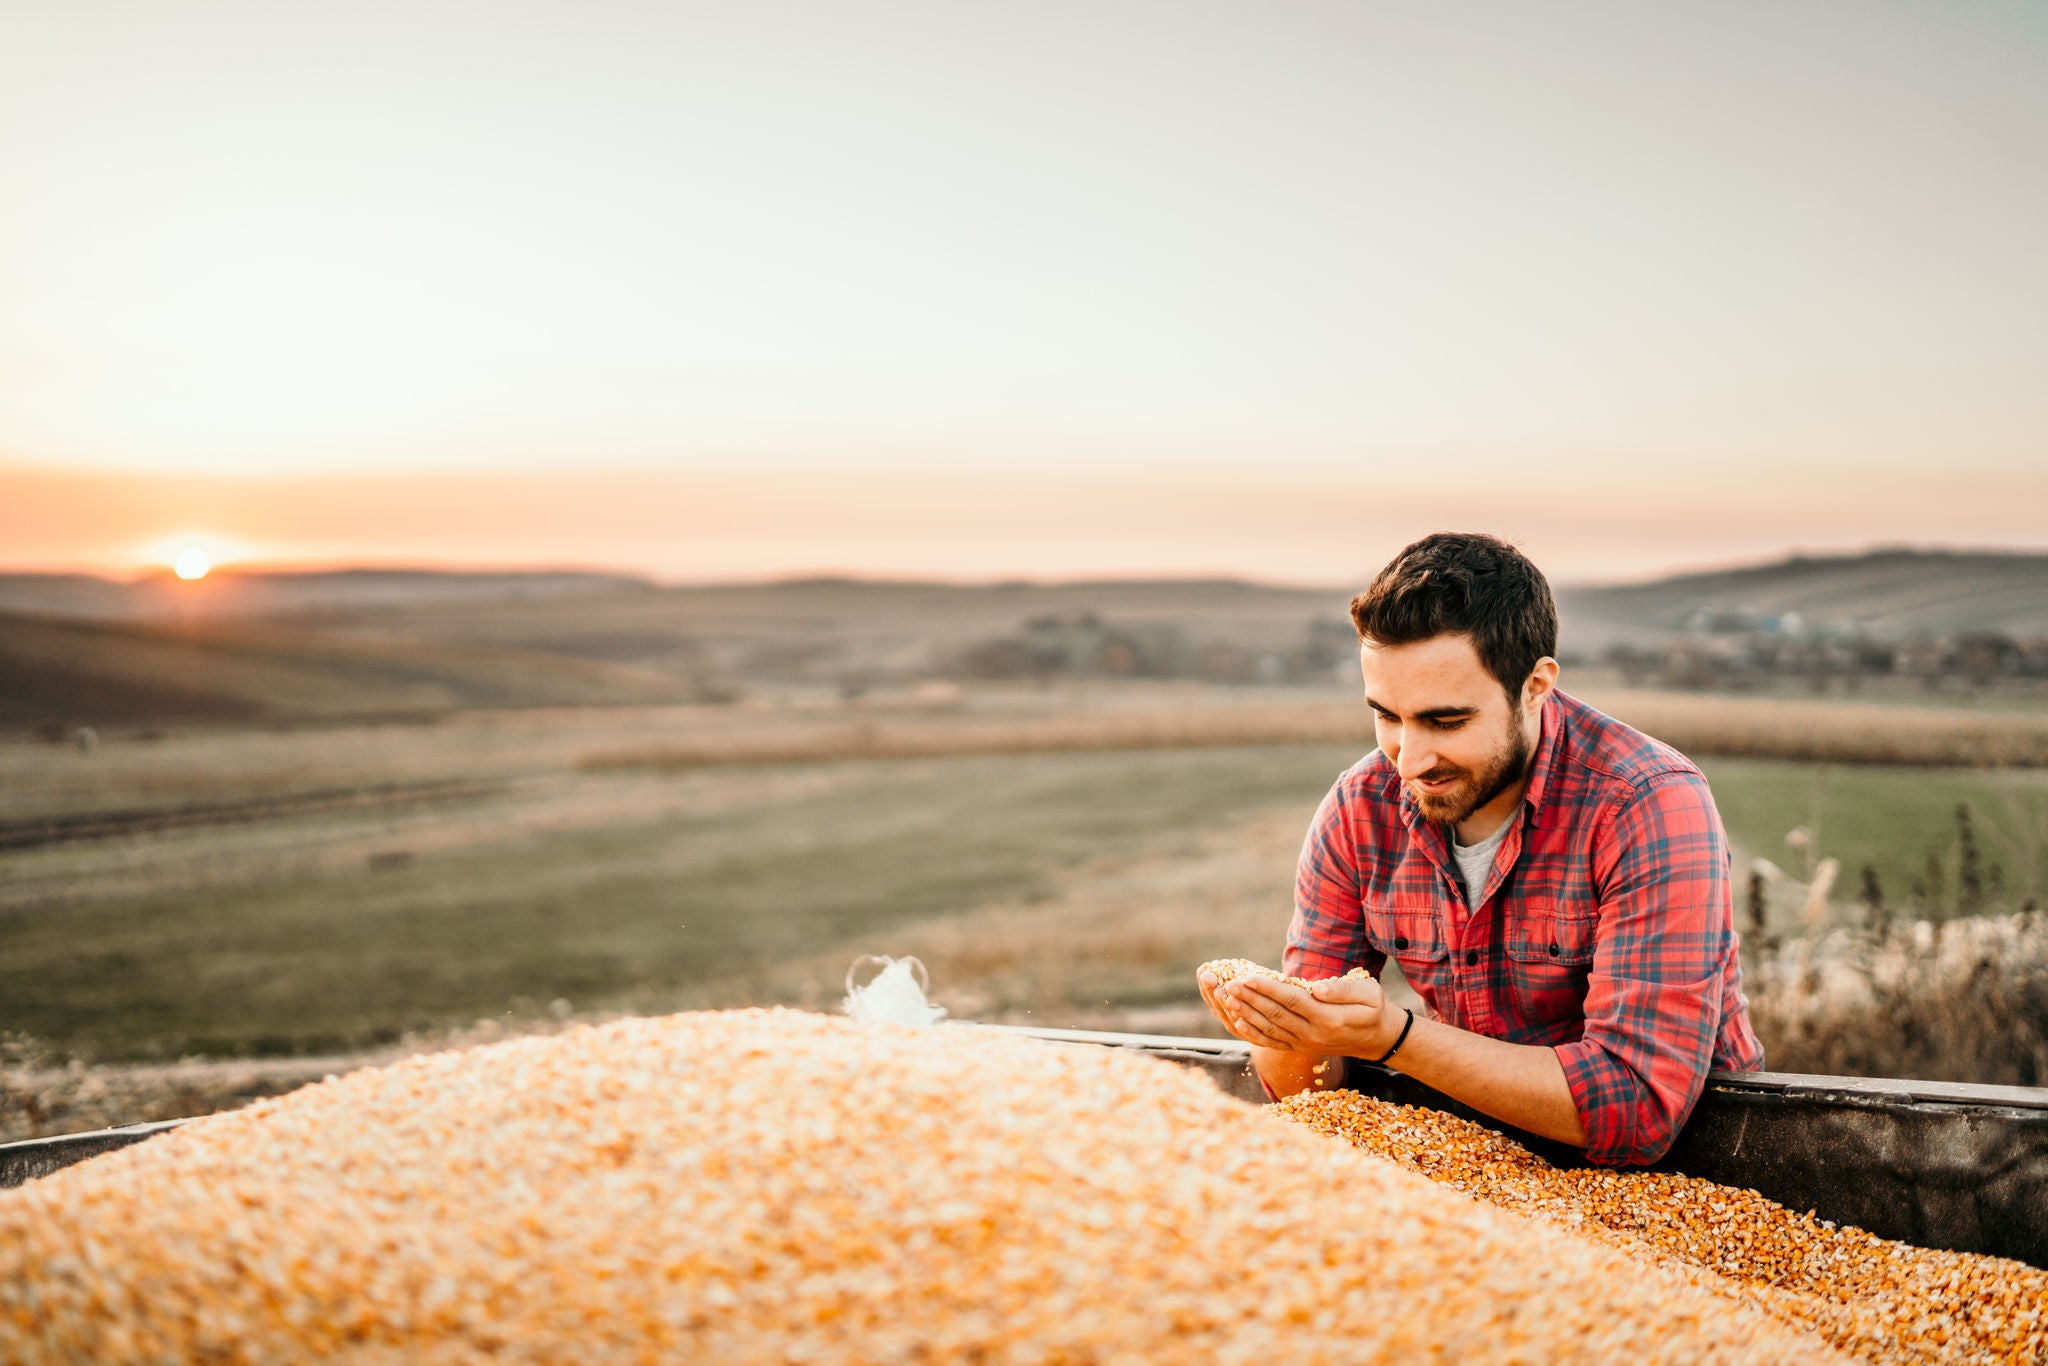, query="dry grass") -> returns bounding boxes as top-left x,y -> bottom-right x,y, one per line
574,701 -> 1373,772
1582,687 -> 2048,768
573,685 -> 2048,773
1744,910 -> 2048,1084
12,682 -> 2045,840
